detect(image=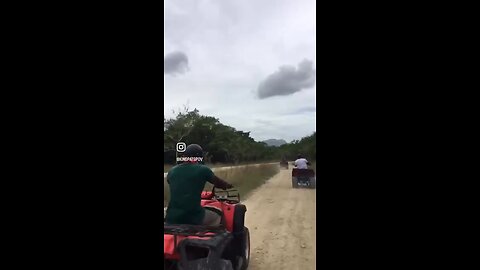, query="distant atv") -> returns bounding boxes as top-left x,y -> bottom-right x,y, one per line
280,160 -> 288,169
292,168 -> 316,189
164,187 -> 250,270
